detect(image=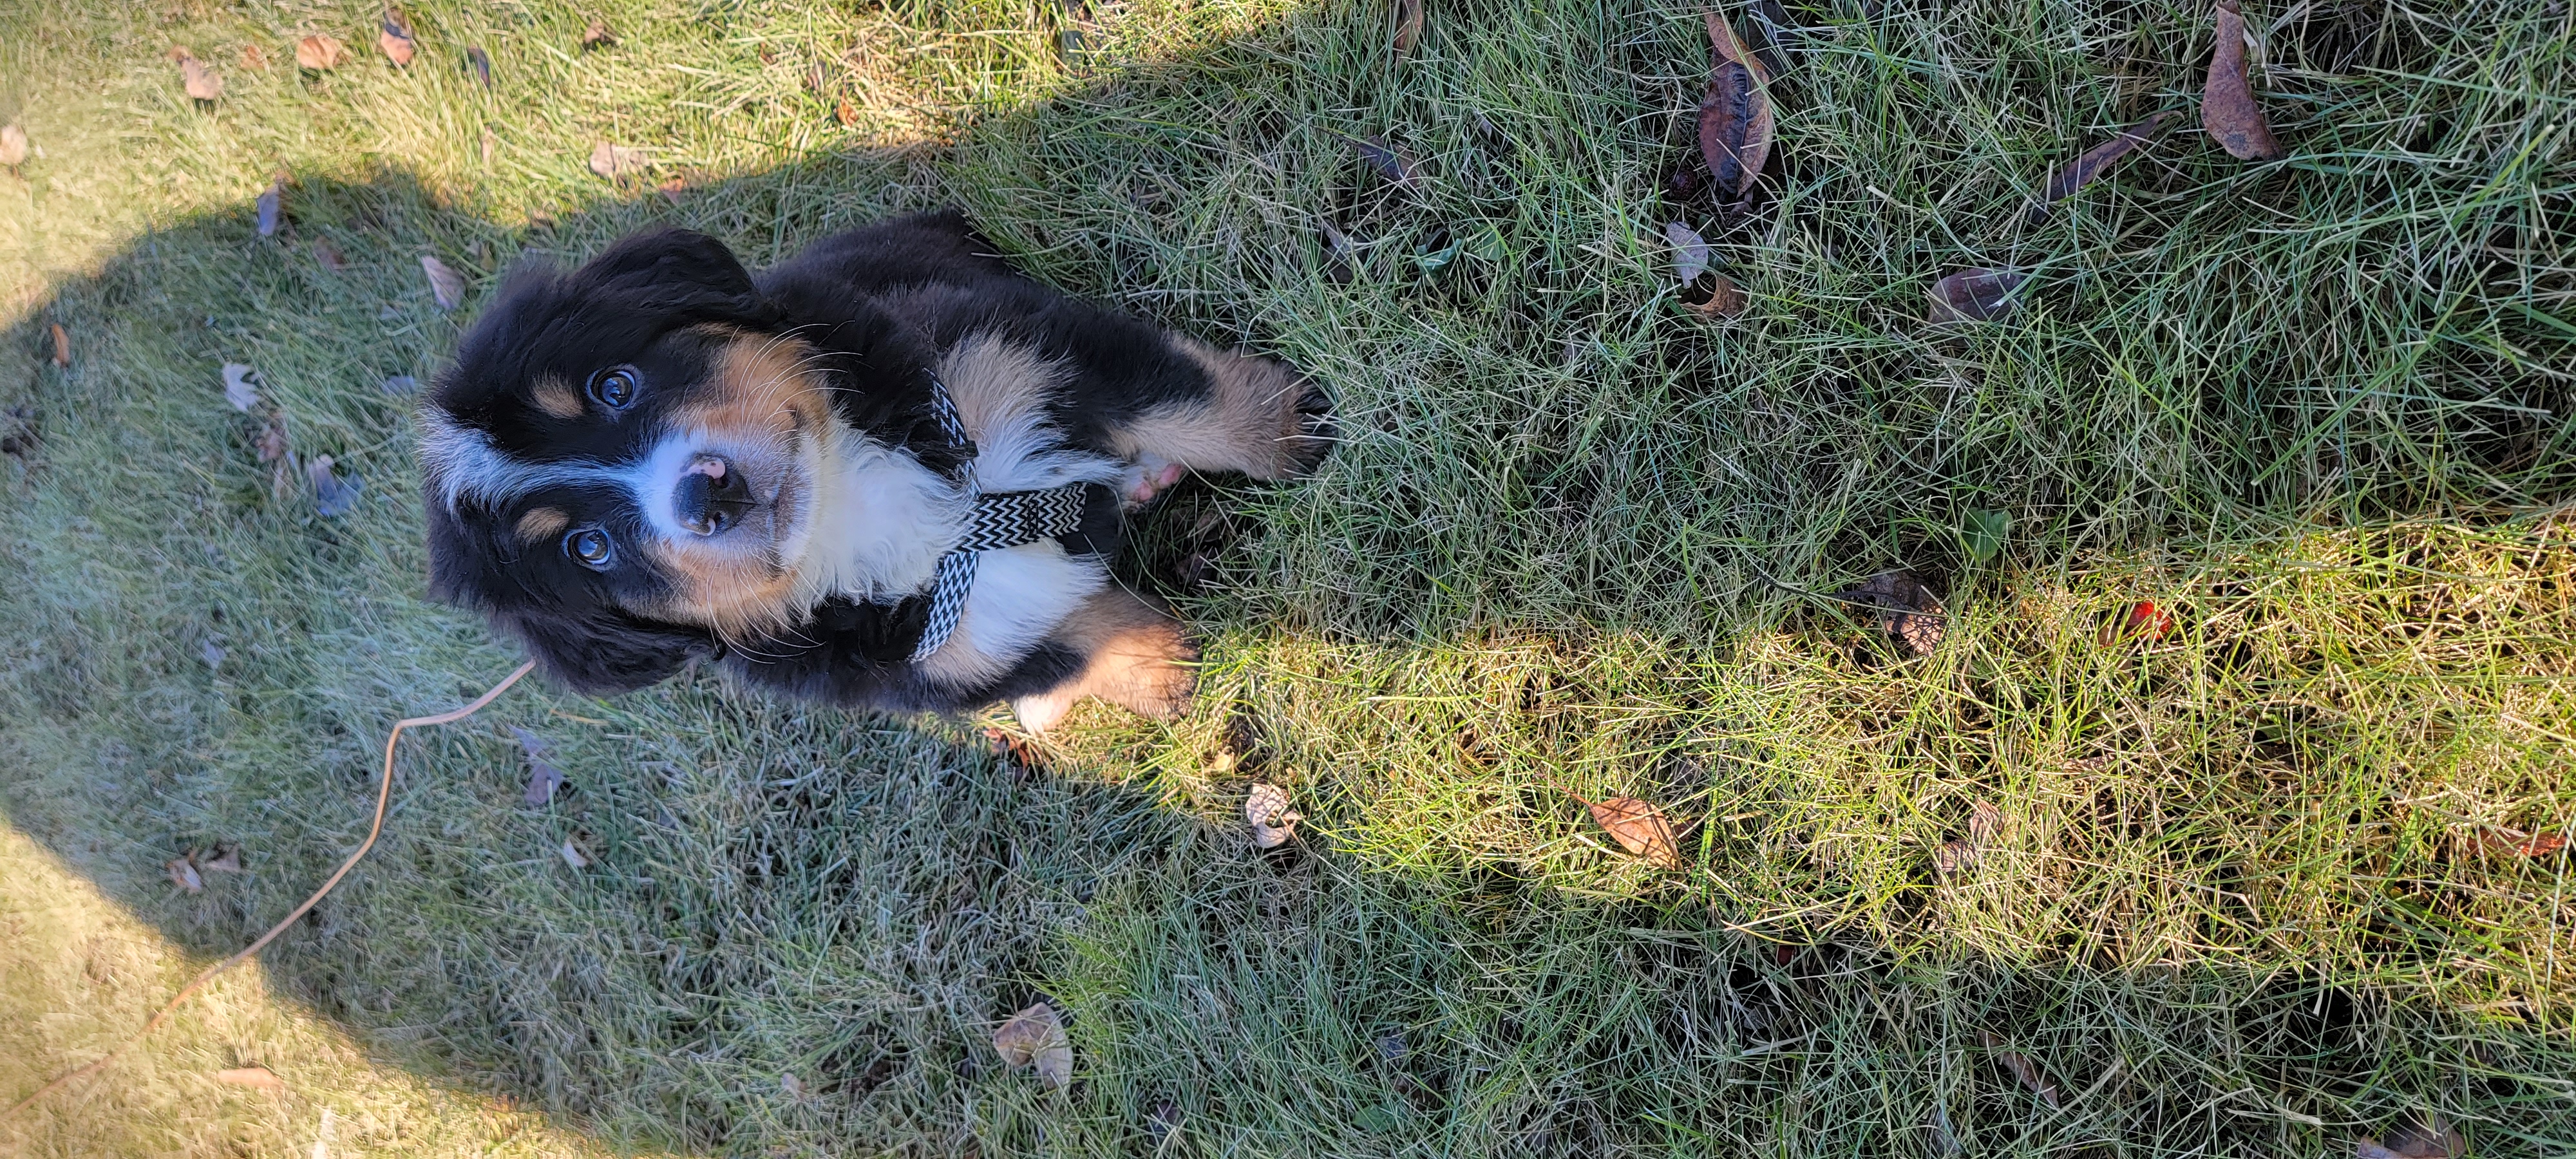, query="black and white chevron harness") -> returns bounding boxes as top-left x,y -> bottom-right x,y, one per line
907,378 -> 1094,663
